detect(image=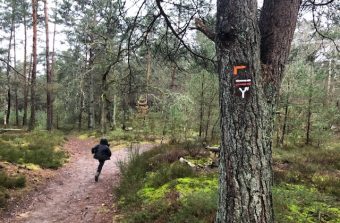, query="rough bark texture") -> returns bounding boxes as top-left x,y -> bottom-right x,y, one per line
29,0 -> 38,131
215,0 -> 301,222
